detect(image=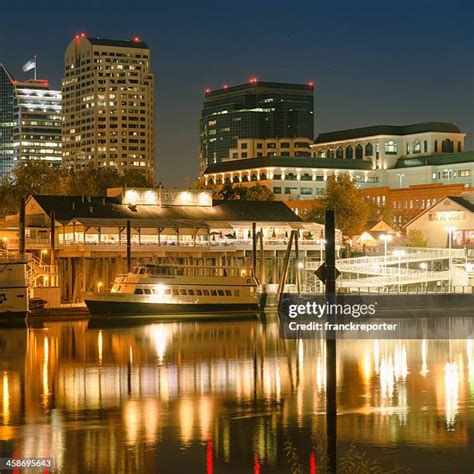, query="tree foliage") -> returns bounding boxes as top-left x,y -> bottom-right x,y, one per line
214,183 -> 274,201
0,162 -> 154,216
406,229 -> 428,247
303,174 -> 370,238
